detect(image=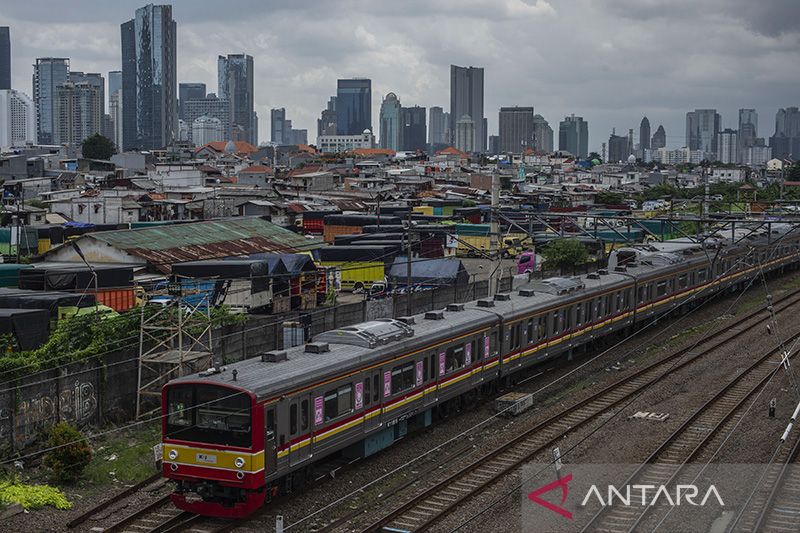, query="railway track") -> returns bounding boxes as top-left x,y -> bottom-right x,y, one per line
353,288 -> 800,533
580,334 -> 797,532
733,424 -> 800,532
66,472 -> 164,528
101,495 -> 189,533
